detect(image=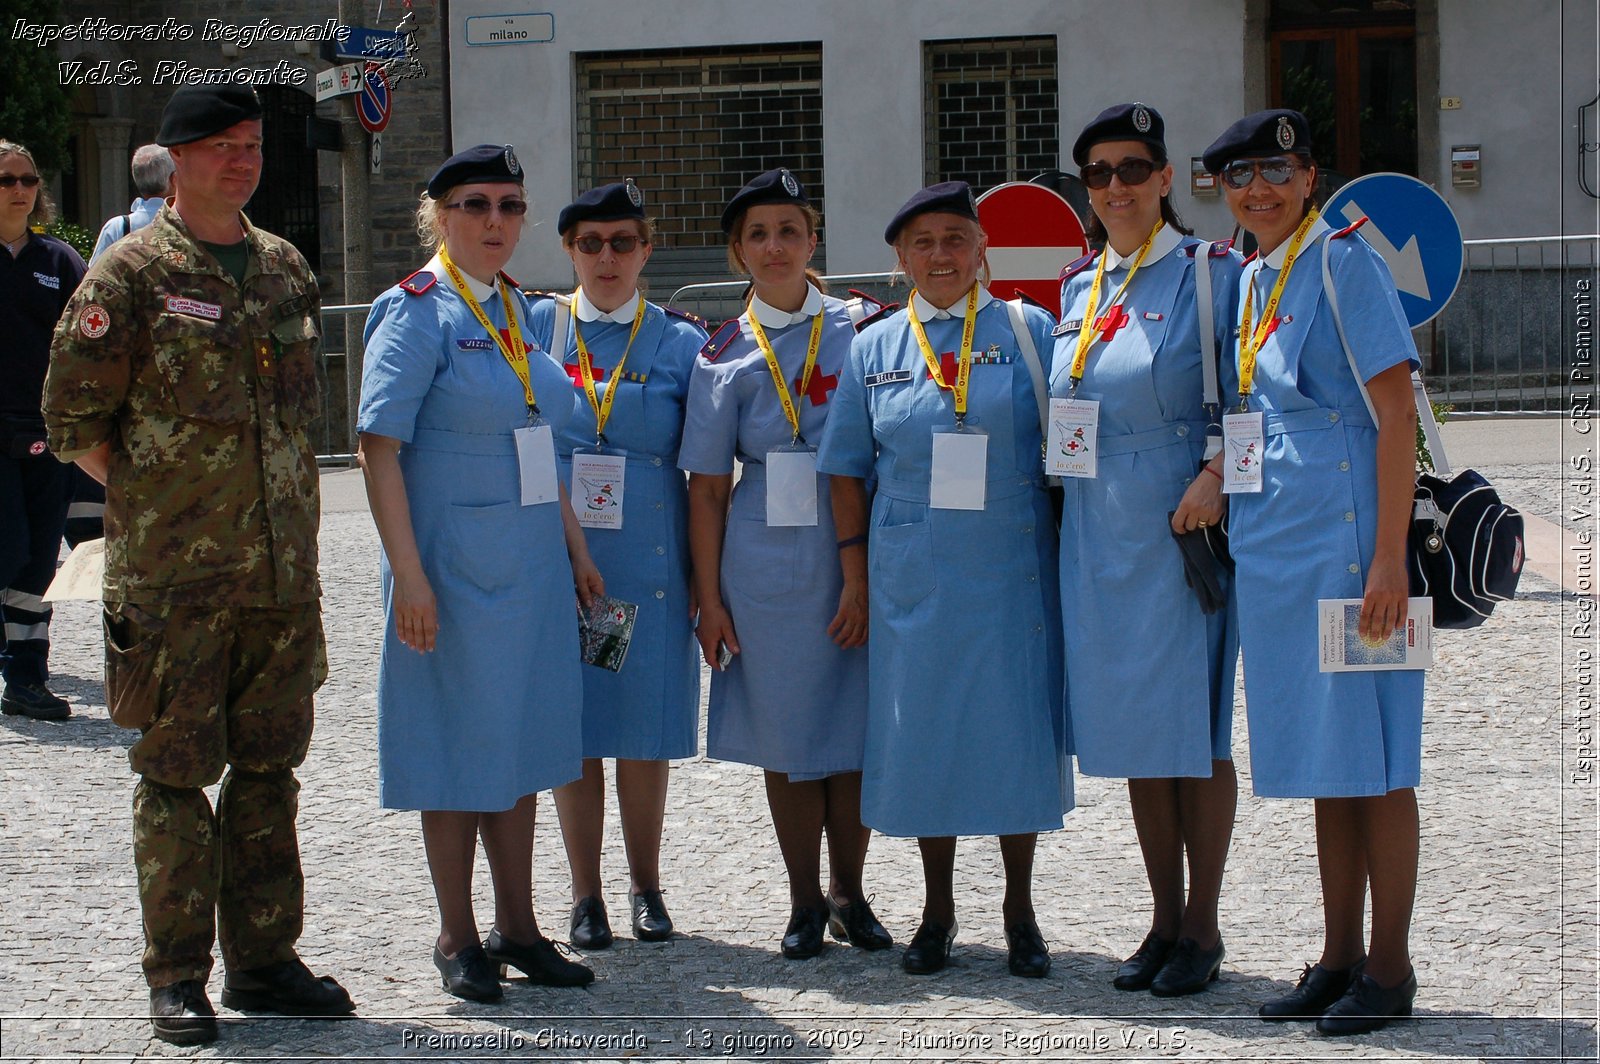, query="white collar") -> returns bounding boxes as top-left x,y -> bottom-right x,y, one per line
911,285 -> 994,321
1259,215 -> 1331,270
1102,222 -> 1184,271
575,287 -> 641,324
748,283 -> 824,328
425,252 -> 497,302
